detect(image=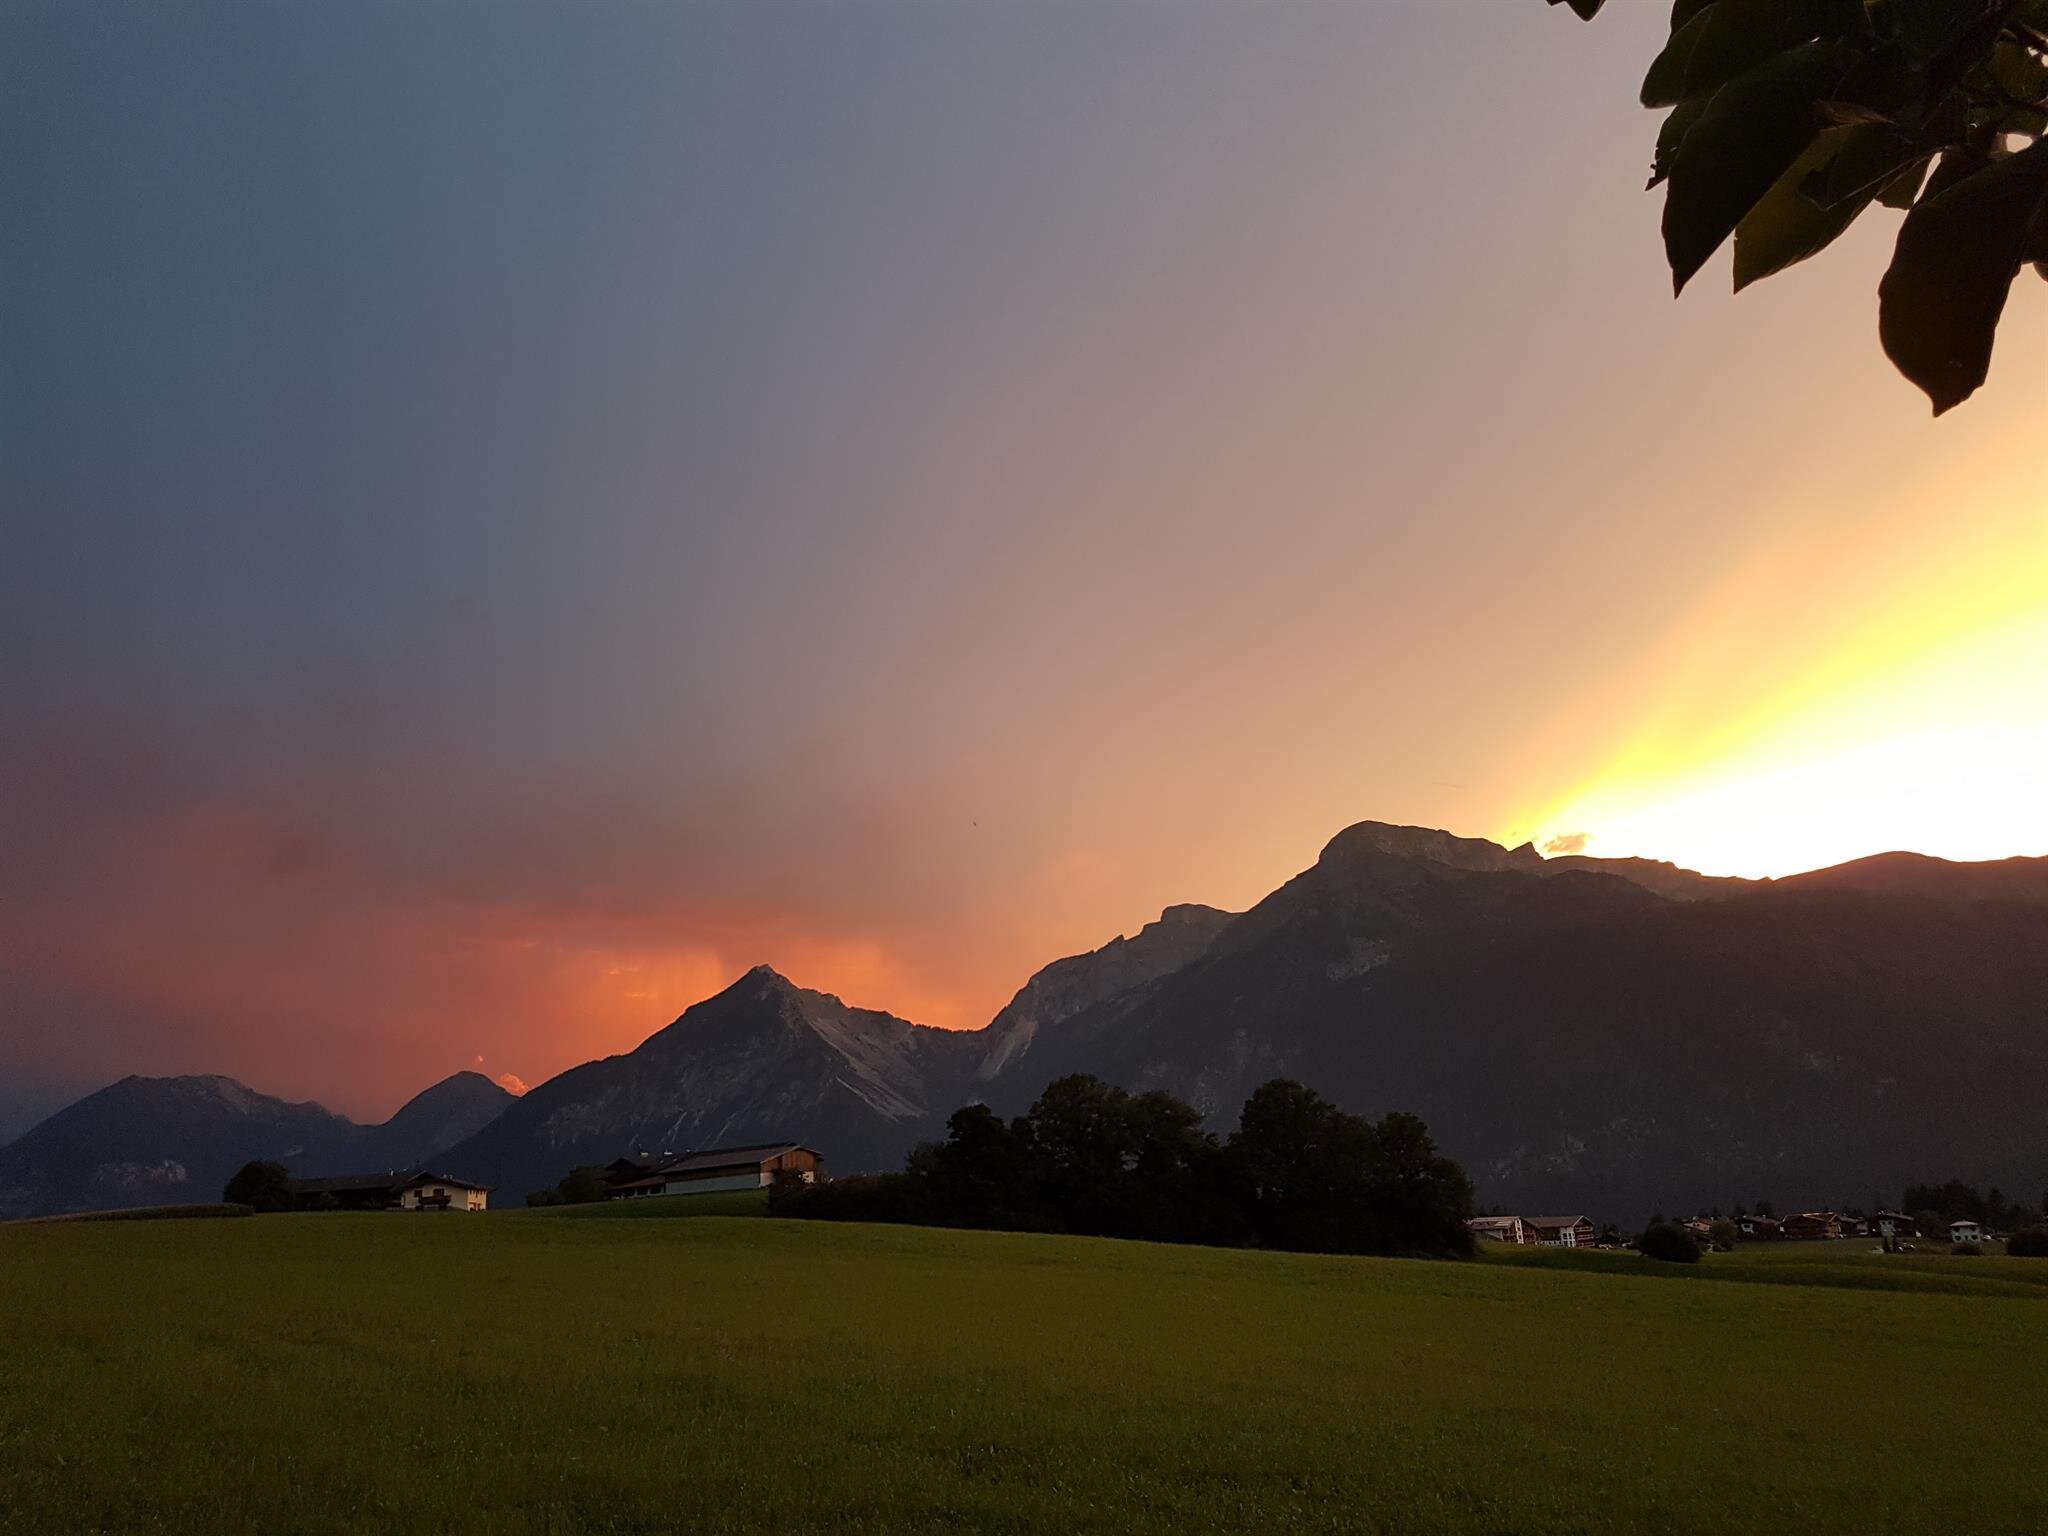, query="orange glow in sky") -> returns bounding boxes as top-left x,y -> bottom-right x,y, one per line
1506,436 -> 2048,877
